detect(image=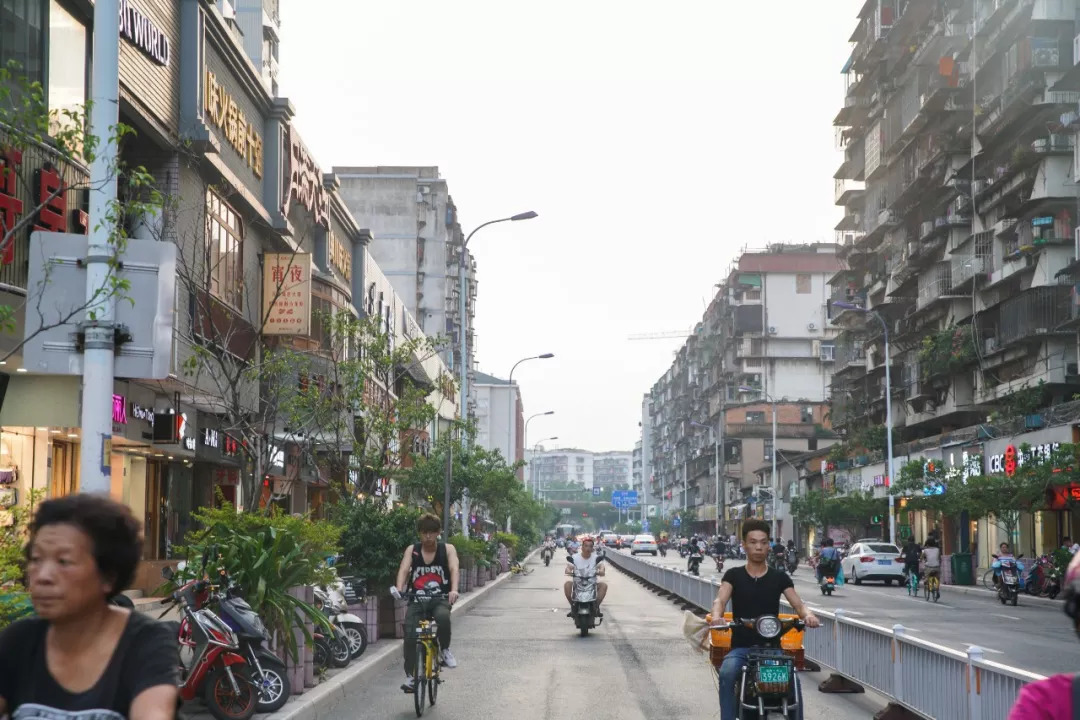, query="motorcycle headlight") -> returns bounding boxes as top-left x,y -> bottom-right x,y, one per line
755,616 -> 782,639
